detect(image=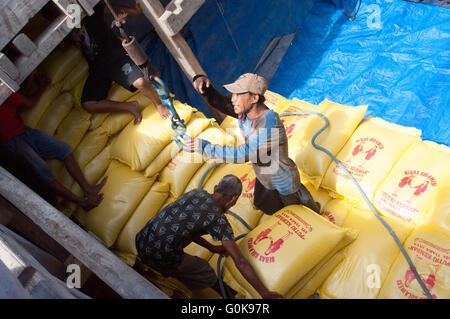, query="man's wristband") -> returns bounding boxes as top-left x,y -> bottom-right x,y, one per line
192,74 -> 206,83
